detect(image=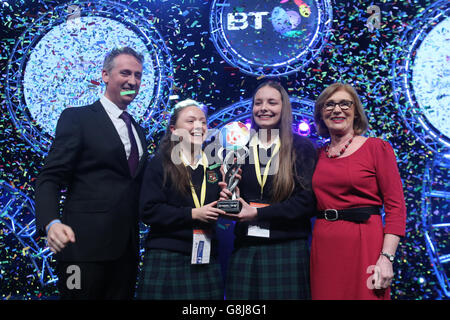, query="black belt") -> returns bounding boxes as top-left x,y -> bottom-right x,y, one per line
317,206 -> 381,222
